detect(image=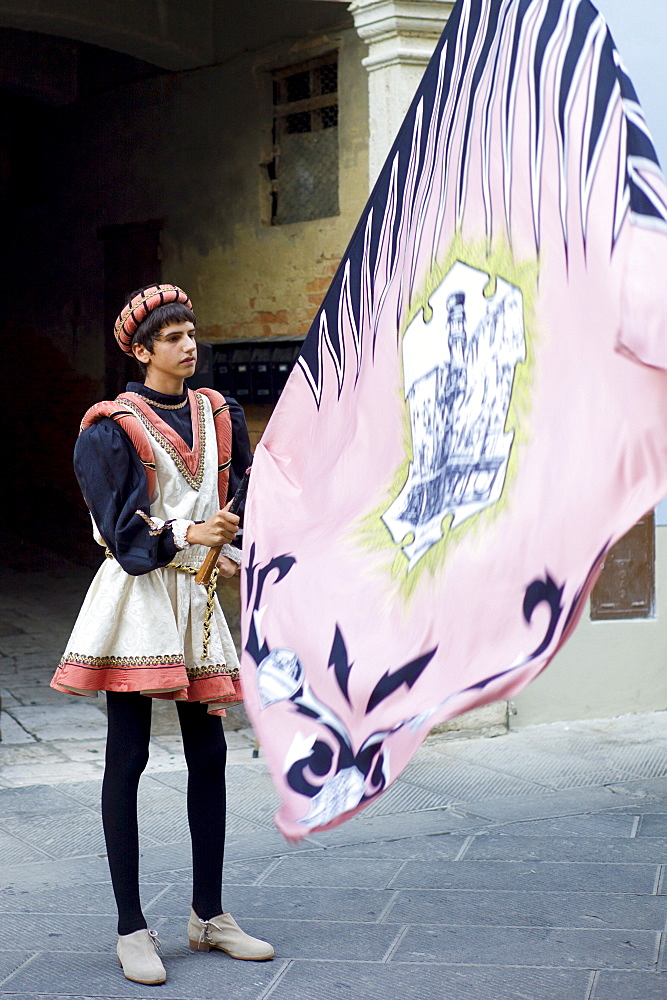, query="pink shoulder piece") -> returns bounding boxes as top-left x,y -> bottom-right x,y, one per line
80,400 -> 157,499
